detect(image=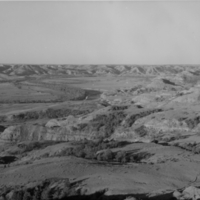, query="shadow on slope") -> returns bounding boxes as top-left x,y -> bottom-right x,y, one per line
0,156 -> 17,164
59,192 -> 175,200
